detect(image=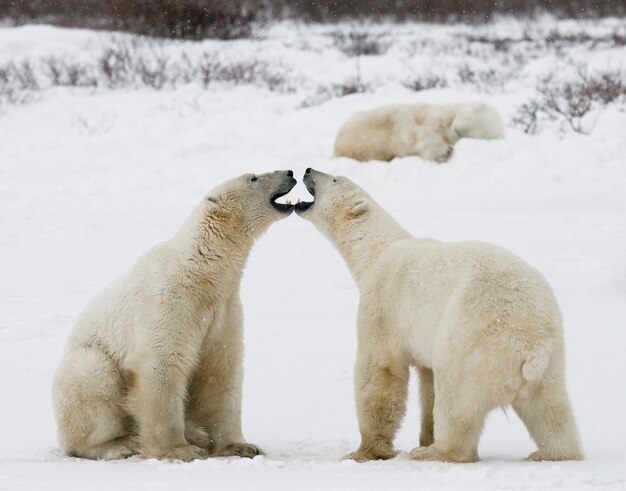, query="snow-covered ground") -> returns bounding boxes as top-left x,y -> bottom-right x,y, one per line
1,19 -> 625,491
